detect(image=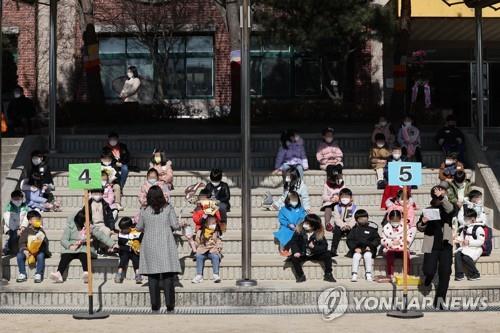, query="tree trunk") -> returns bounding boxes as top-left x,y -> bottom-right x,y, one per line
390,0 -> 411,120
